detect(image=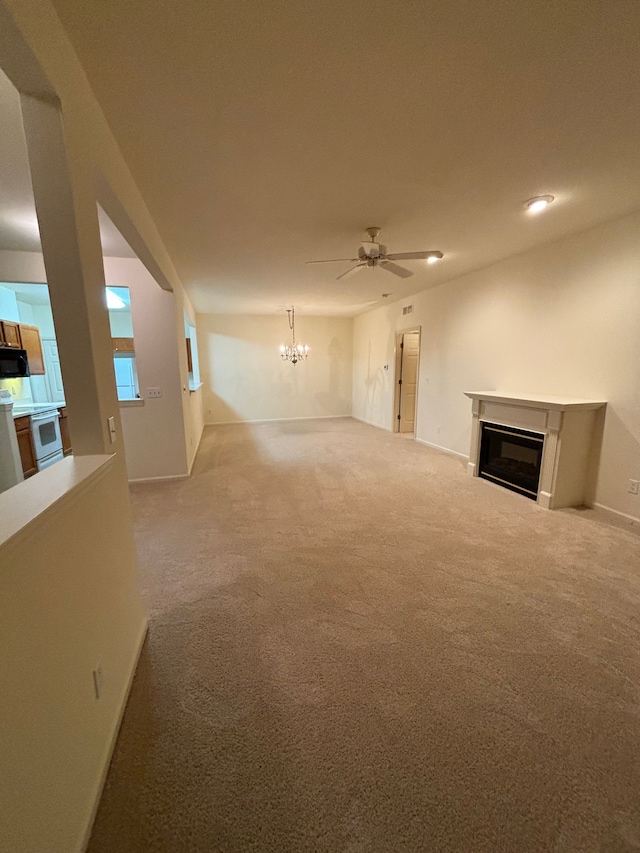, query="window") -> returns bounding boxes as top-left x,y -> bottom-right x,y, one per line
184,312 -> 201,391
107,287 -> 140,401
